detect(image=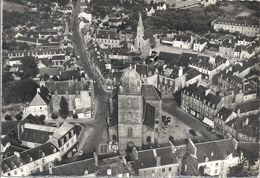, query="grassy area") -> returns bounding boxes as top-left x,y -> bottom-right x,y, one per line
3,1 -> 29,12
